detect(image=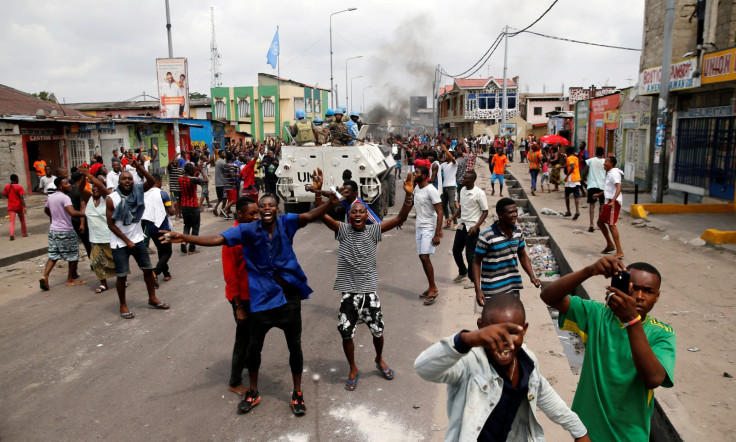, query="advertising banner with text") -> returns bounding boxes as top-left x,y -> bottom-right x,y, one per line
639,58 -> 700,95
702,47 -> 736,84
156,58 -> 189,118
